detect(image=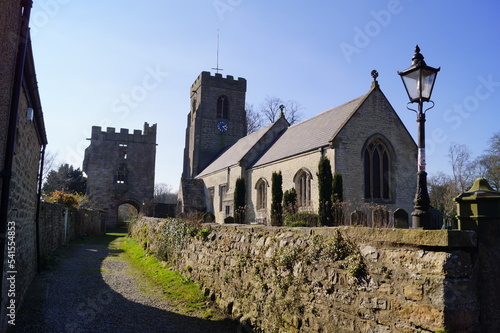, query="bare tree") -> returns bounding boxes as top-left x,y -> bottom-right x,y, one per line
42,150 -> 57,184
428,171 -> 459,215
154,183 -> 177,204
477,131 -> 500,190
448,142 -> 476,192
259,96 -> 303,126
246,103 -> 264,135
